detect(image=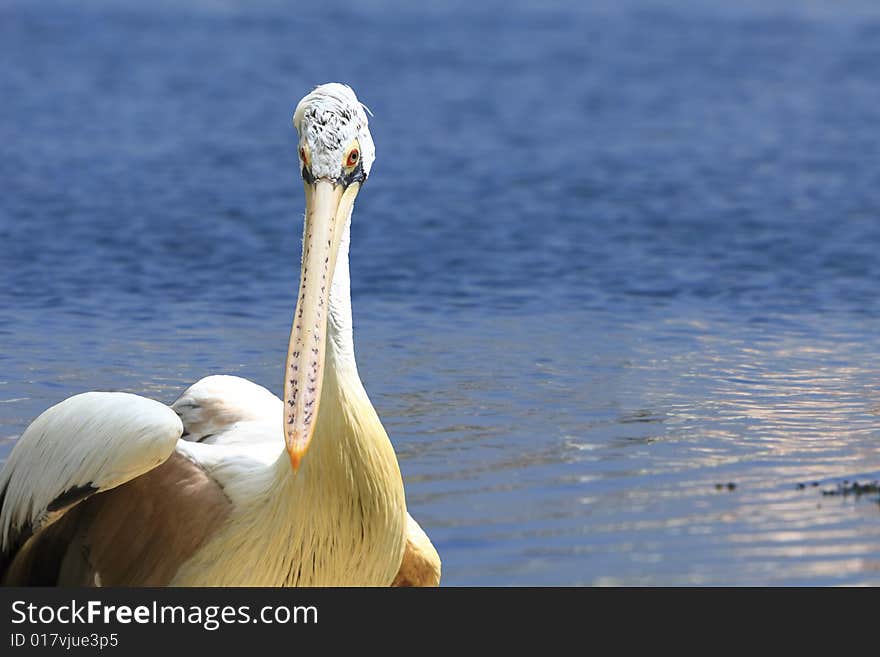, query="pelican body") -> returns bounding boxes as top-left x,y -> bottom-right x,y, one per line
0,84 -> 440,587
